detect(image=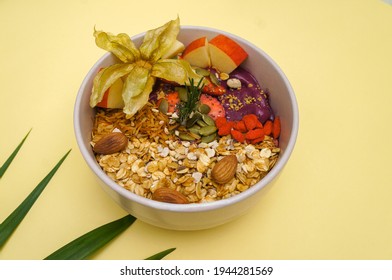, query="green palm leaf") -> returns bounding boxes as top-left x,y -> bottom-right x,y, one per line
0,113 -> 177,260
0,129 -> 31,179
0,149 -> 71,249
145,247 -> 176,260
44,215 -> 136,260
